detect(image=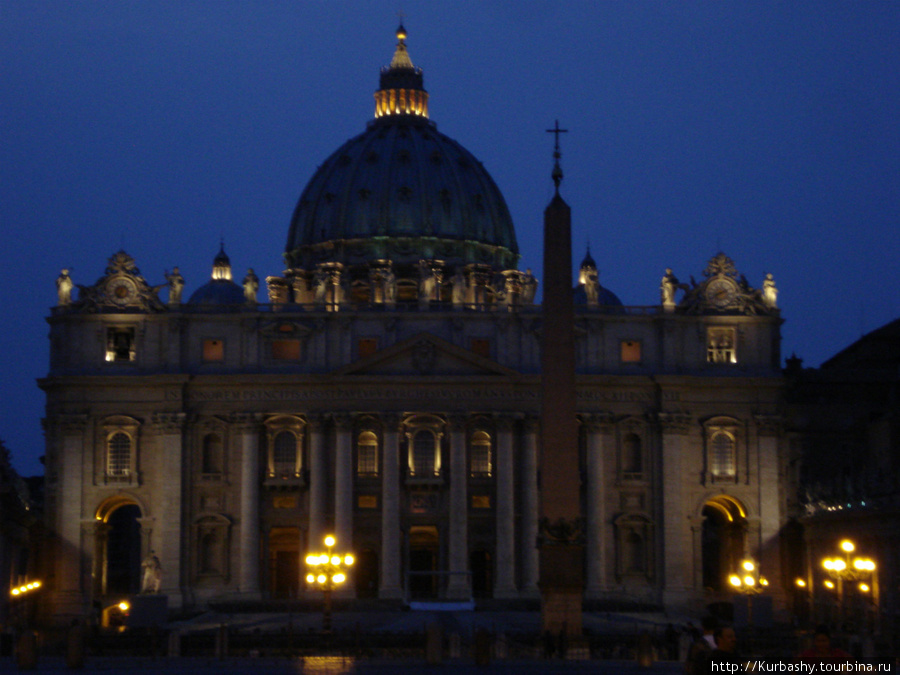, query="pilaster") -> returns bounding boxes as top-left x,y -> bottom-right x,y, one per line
493,415 -> 516,598
379,414 -> 403,599
659,412 -> 693,606
232,413 -> 262,598
150,412 -> 185,607
446,415 -> 470,599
